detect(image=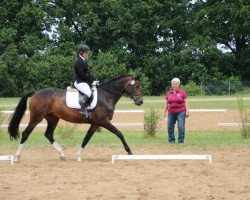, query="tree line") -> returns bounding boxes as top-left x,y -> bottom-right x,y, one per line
0,0 -> 249,96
